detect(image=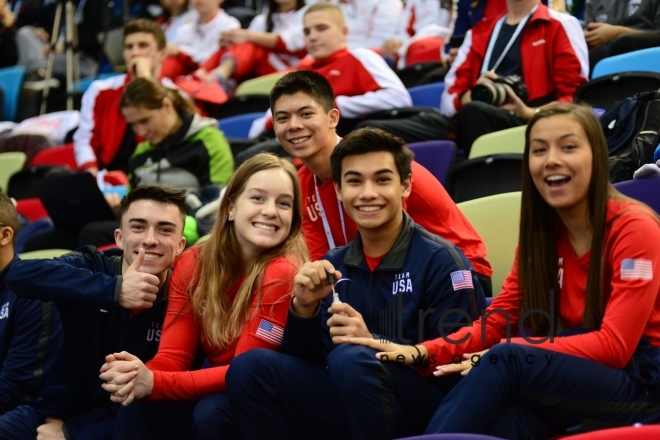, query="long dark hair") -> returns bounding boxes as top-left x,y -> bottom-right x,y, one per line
518,104 -> 613,334
265,0 -> 306,32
